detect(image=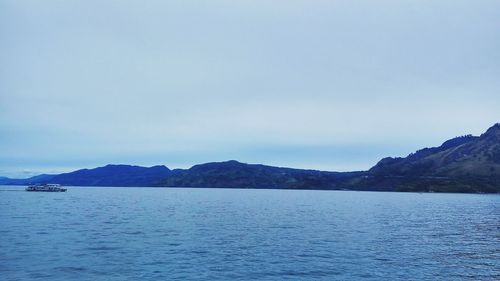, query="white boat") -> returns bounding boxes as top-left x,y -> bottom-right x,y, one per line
25,184 -> 67,192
